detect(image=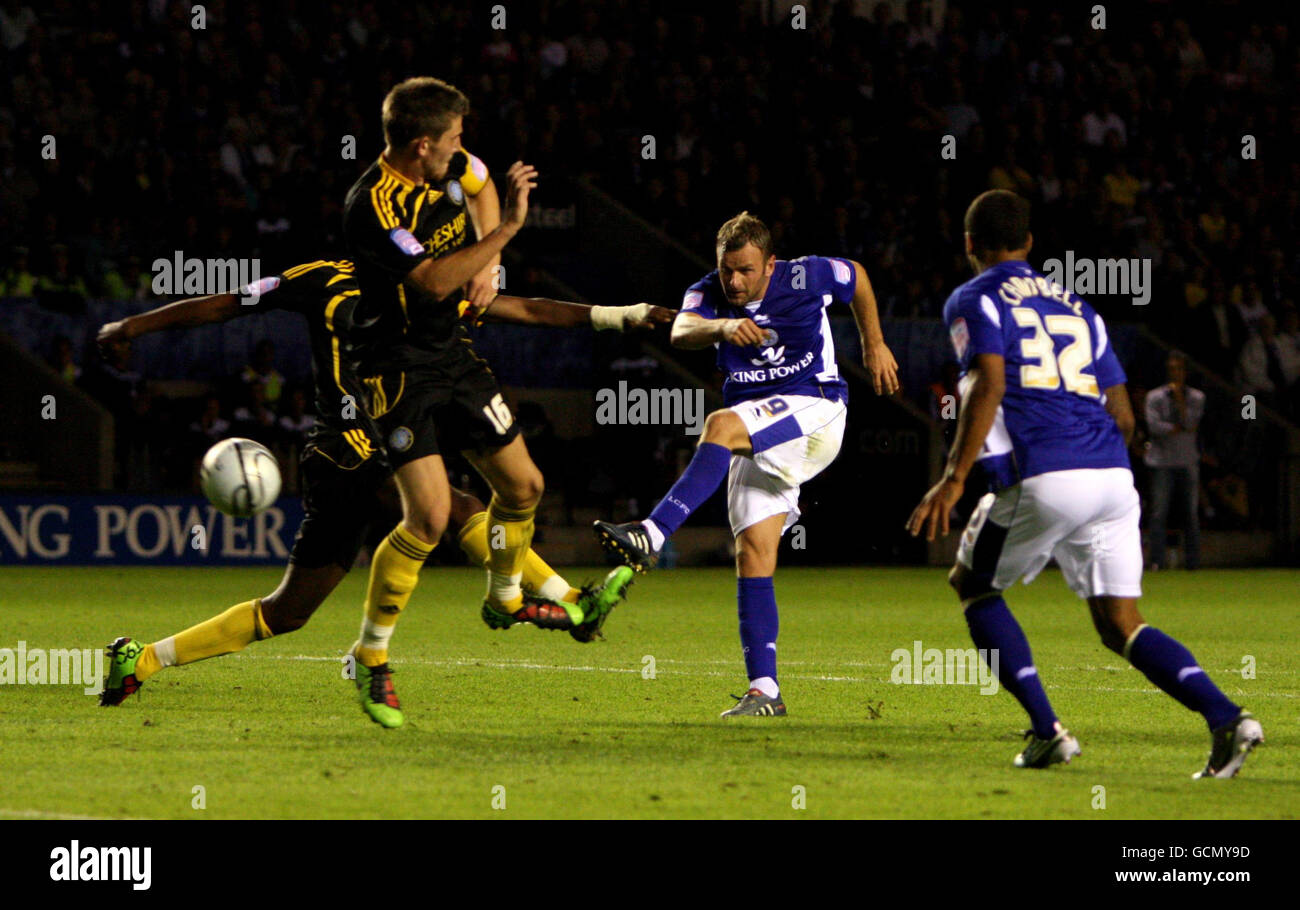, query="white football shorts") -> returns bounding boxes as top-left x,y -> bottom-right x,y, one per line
956,467 -> 1142,598
726,394 -> 847,536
